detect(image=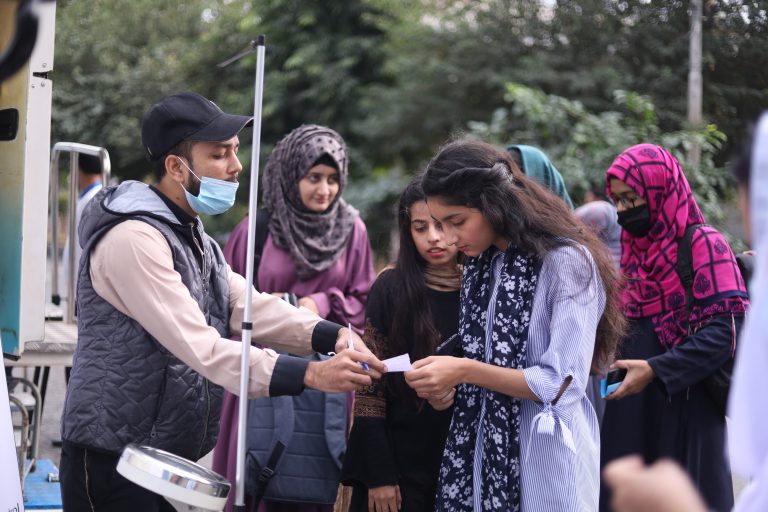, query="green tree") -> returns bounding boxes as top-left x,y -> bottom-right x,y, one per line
52,0 -> 216,180
363,0 -> 768,171
52,0 -> 393,178
526,0 -> 768,159
52,0 -> 396,239
469,82 -> 730,227
198,0 -> 392,179
358,0 -> 548,169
